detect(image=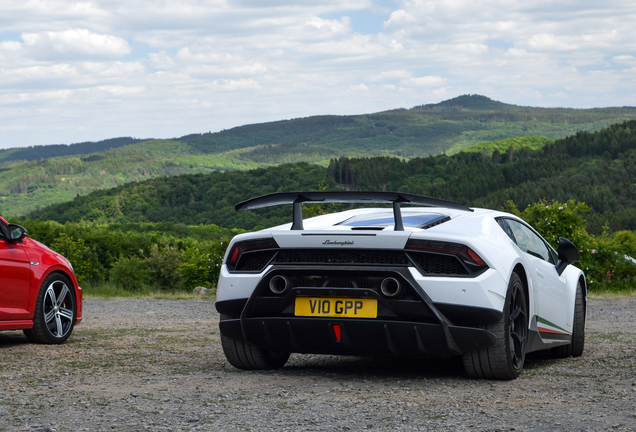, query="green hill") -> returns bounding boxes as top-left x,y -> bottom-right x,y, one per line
0,140 -> 265,216
461,136 -> 553,157
3,94 -> 636,216
180,94 -> 636,158
414,94 -> 514,111
0,137 -> 147,164
30,120 -> 636,235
